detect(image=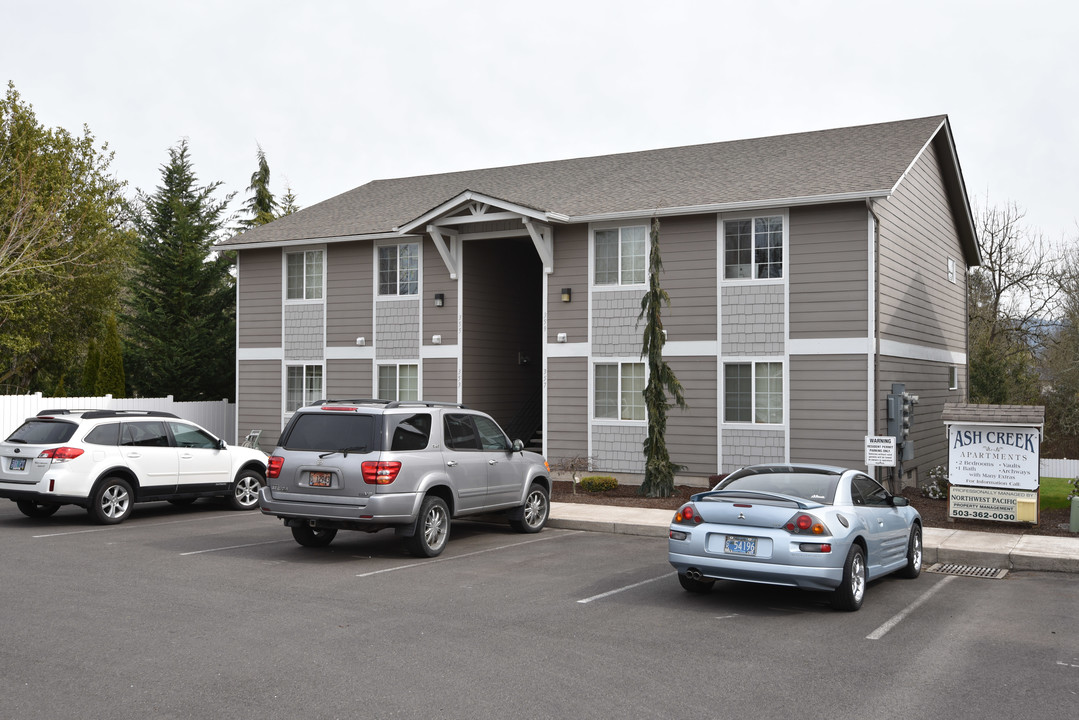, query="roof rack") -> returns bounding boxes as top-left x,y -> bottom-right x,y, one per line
309,398 -> 390,407
78,410 -> 180,419
385,401 -> 468,409
36,409 -> 75,416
